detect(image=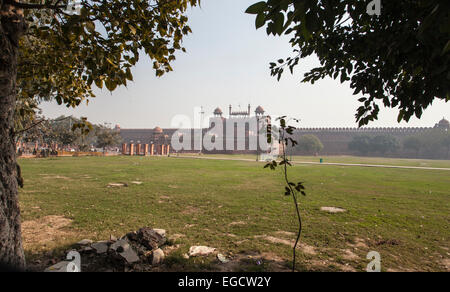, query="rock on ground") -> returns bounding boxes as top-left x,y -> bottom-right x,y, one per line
77,239 -> 93,245
44,261 -> 70,272
127,227 -> 166,250
217,253 -> 229,263
188,246 -> 216,257
152,248 -> 165,265
320,206 -> 346,213
91,241 -> 109,254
